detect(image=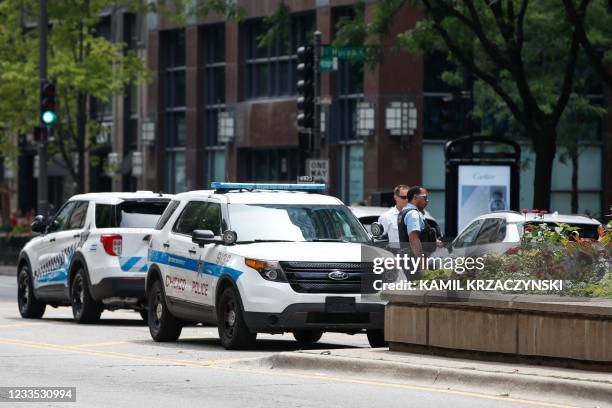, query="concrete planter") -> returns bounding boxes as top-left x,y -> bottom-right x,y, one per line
381,290 -> 612,365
